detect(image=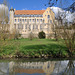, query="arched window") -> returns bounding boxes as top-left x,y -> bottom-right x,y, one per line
48,15 -> 50,19
22,19 -> 24,22
15,19 -> 16,22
